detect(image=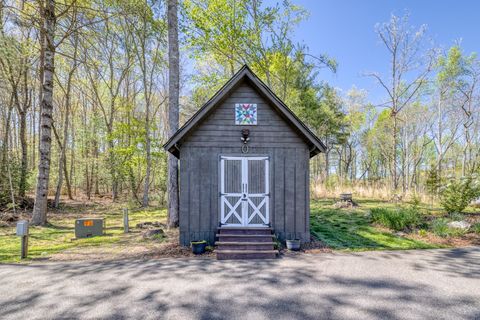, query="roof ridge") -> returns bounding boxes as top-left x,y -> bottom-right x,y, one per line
164,65 -> 325,158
